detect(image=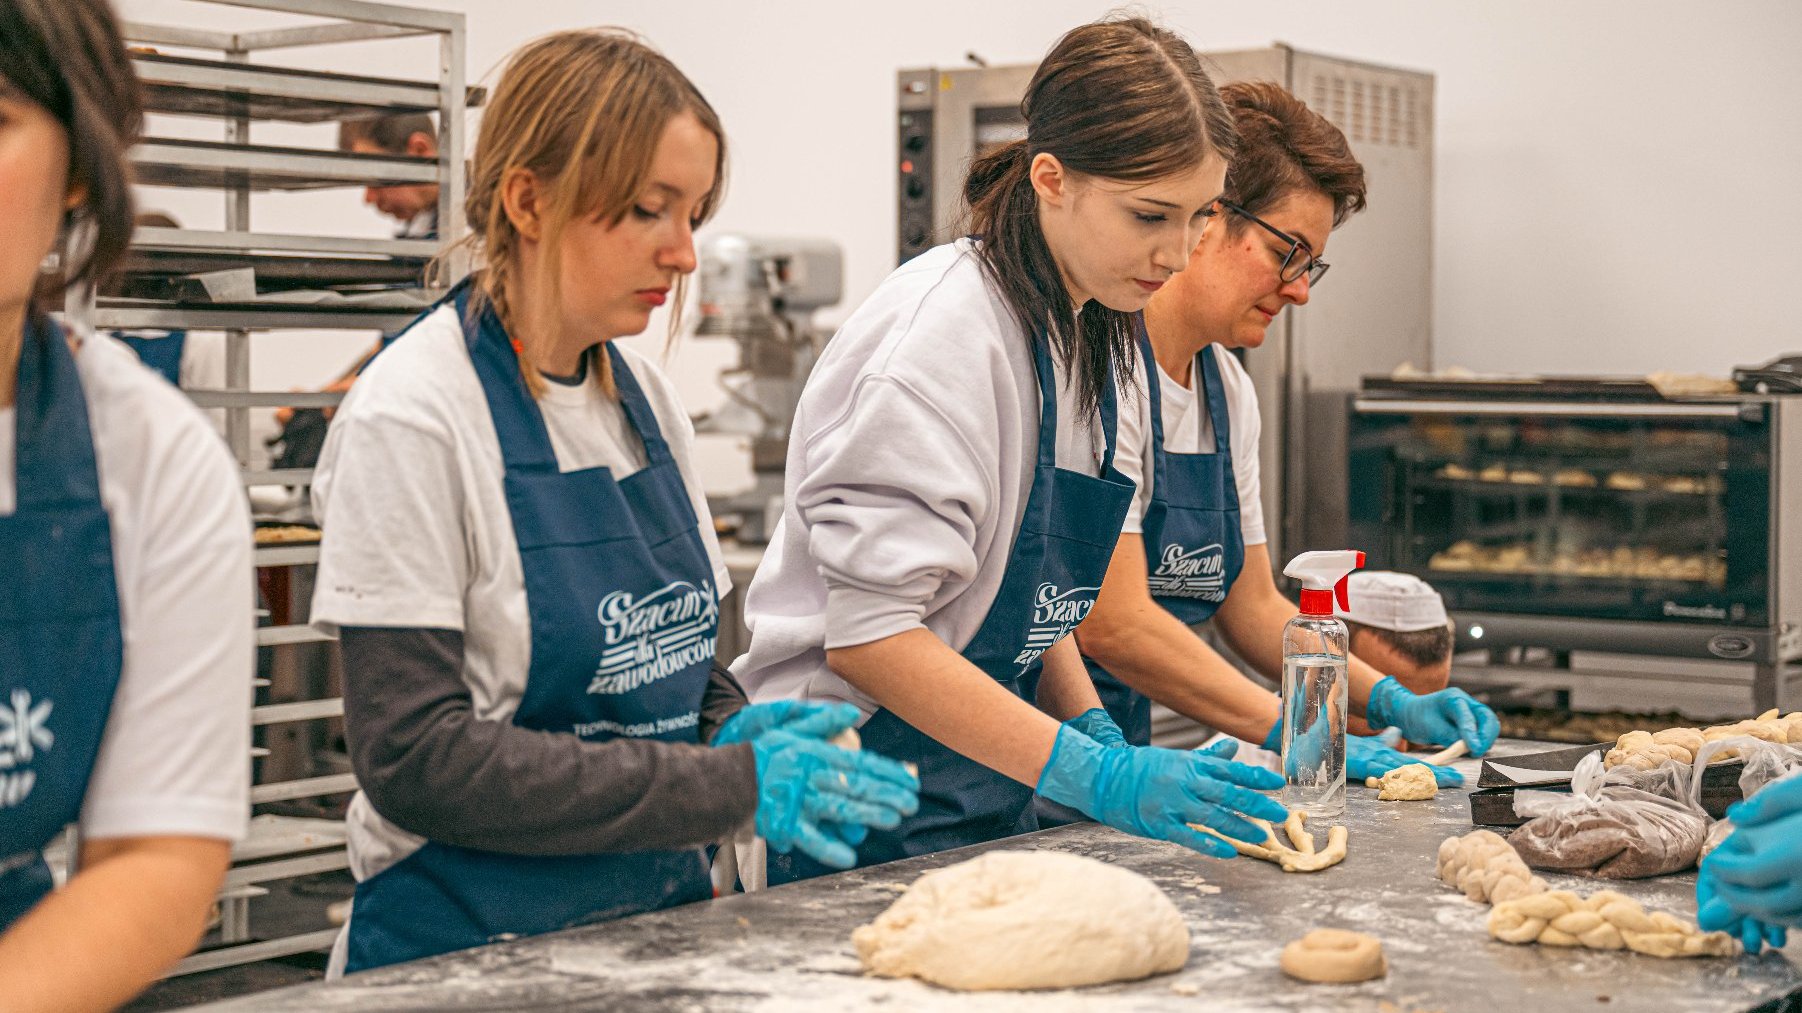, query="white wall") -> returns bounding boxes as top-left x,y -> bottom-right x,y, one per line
118,0 -> 1802,488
